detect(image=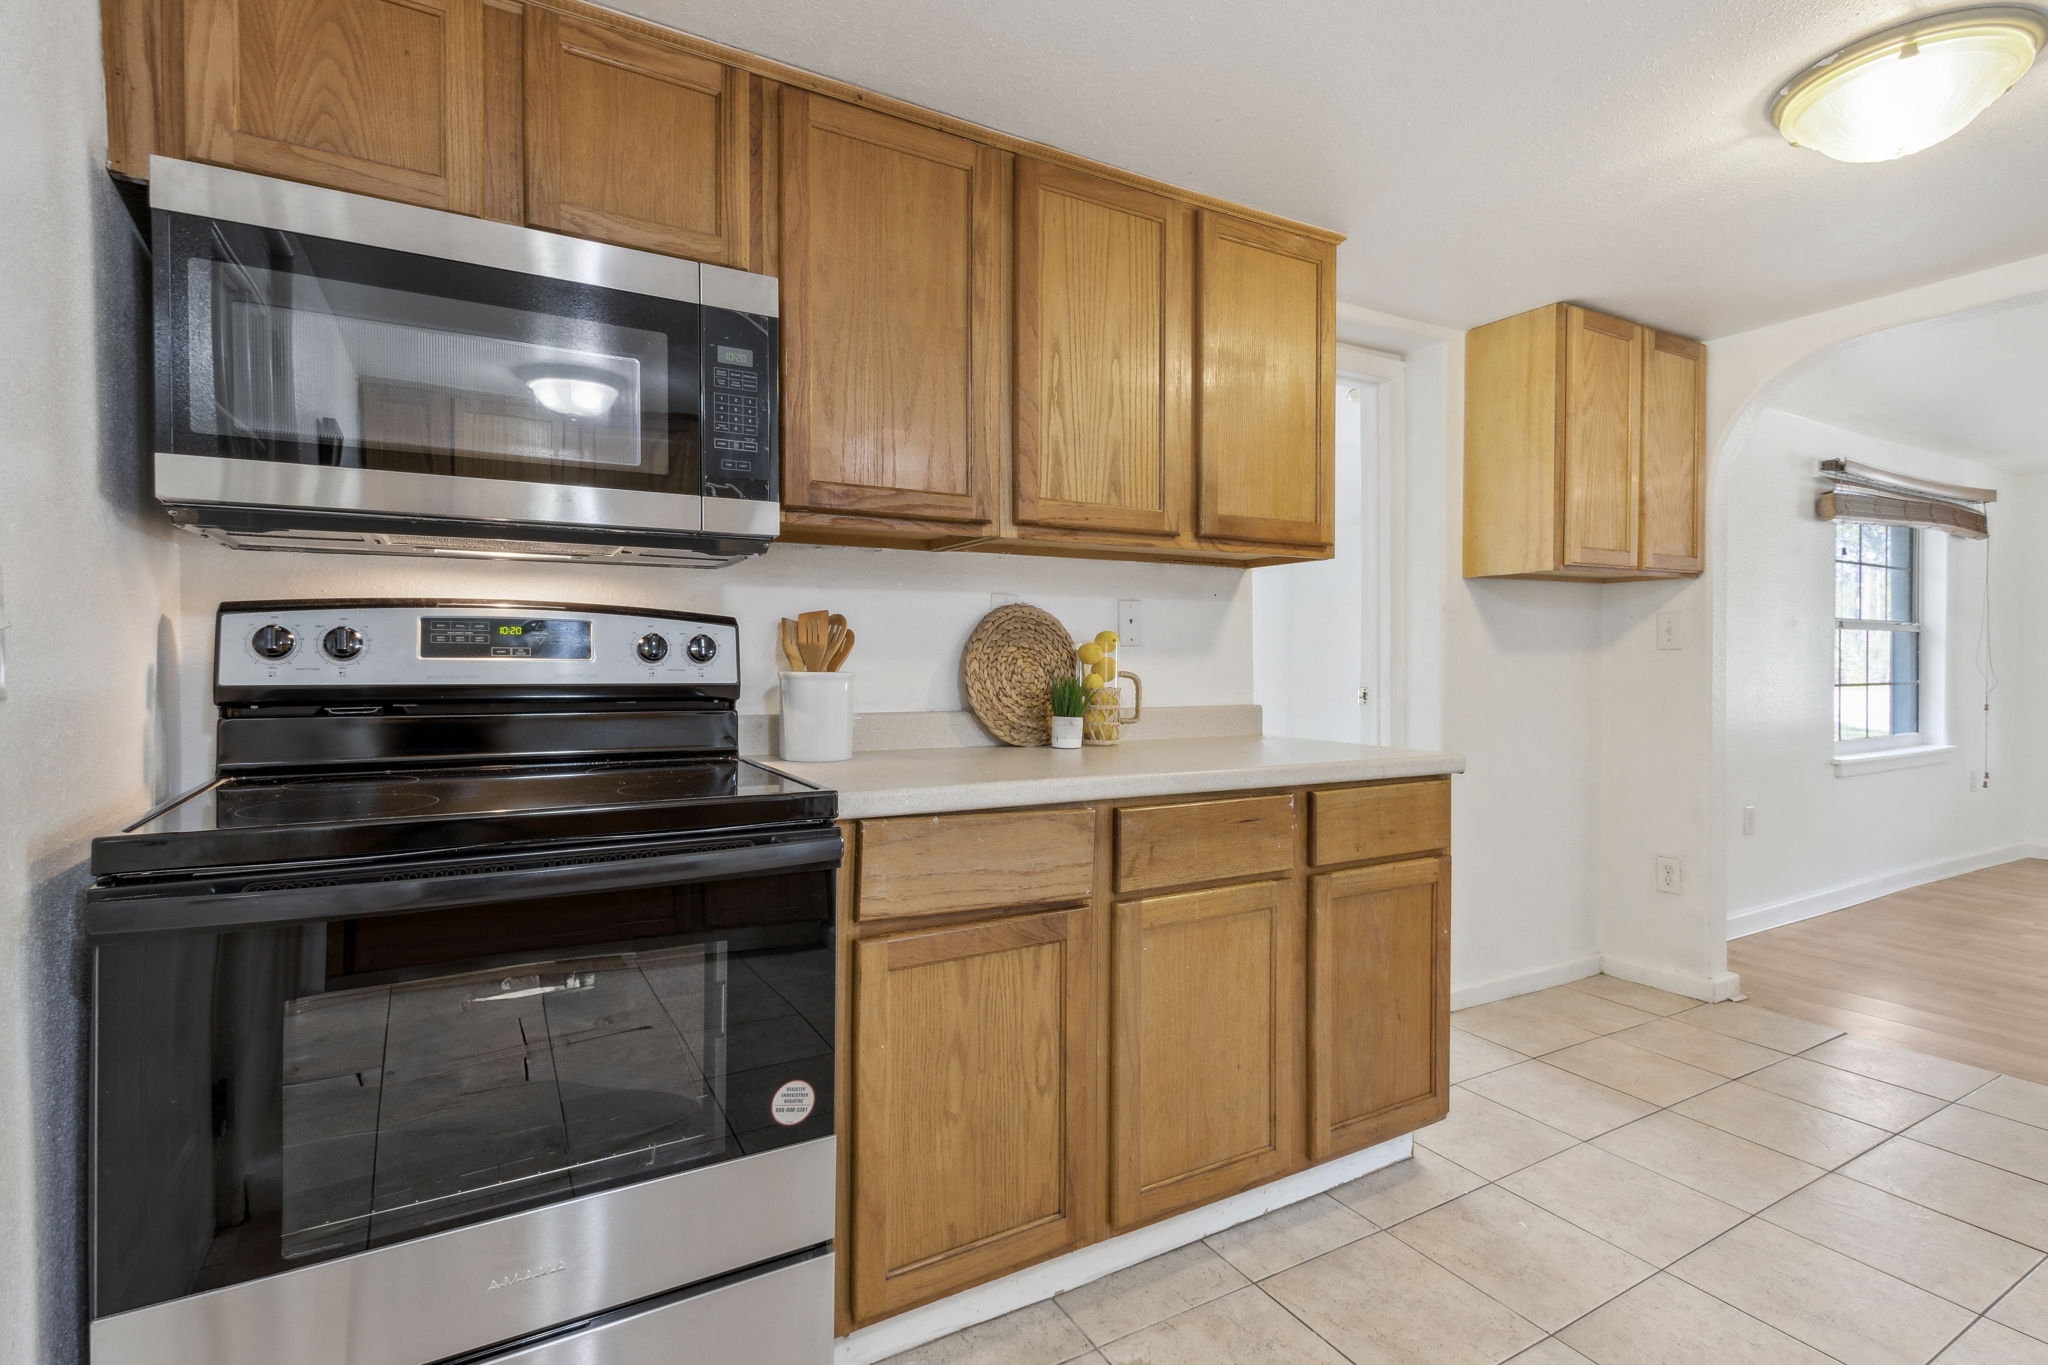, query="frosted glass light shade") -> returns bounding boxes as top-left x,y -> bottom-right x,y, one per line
525,375 -> 621,418
1771,6 -> 2045,162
